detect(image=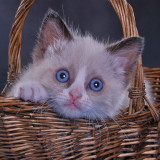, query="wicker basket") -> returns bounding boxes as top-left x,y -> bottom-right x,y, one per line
0,0 -> 160,159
